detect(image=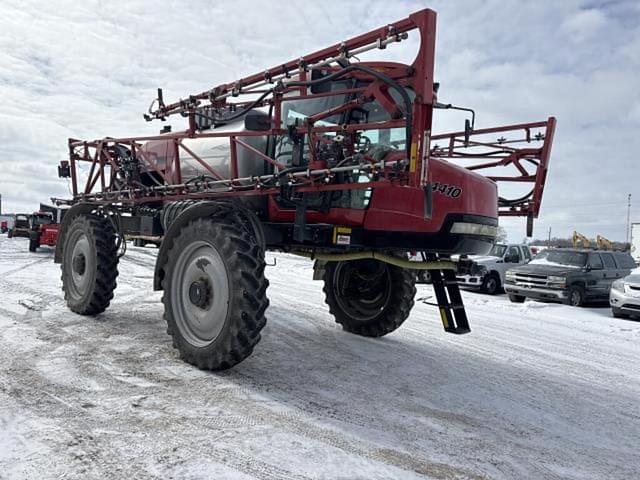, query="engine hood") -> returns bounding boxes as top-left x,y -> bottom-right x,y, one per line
508,263 -> 581,276
468,255 -> 501,264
